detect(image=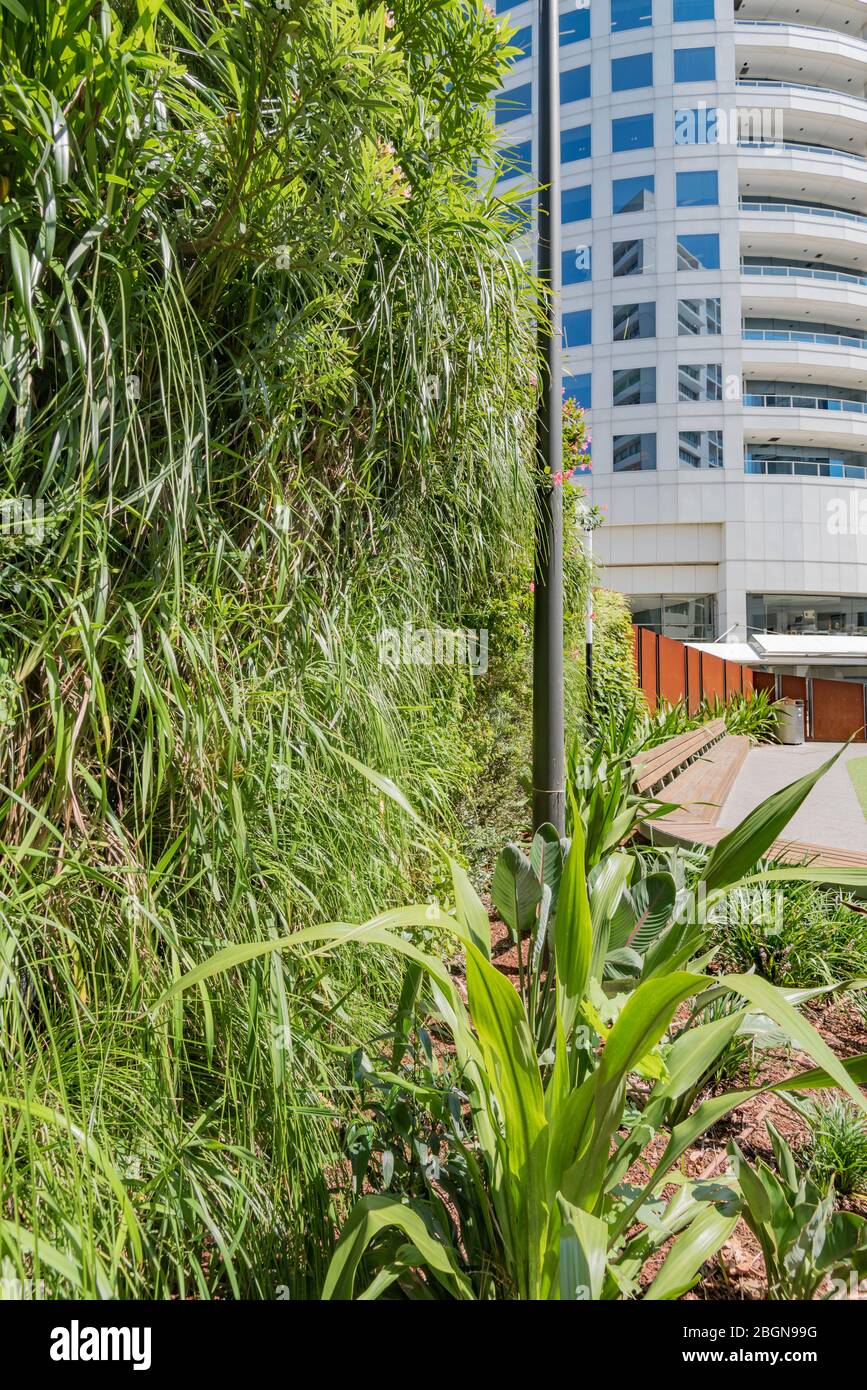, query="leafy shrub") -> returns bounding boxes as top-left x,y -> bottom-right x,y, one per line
729,1122 -> 867,1299
161,750 -> 867,1300
713,878 -> 867,992
803,1097 -> 867,1197
639,690 -> 781,751
0,0 -> 541,1298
